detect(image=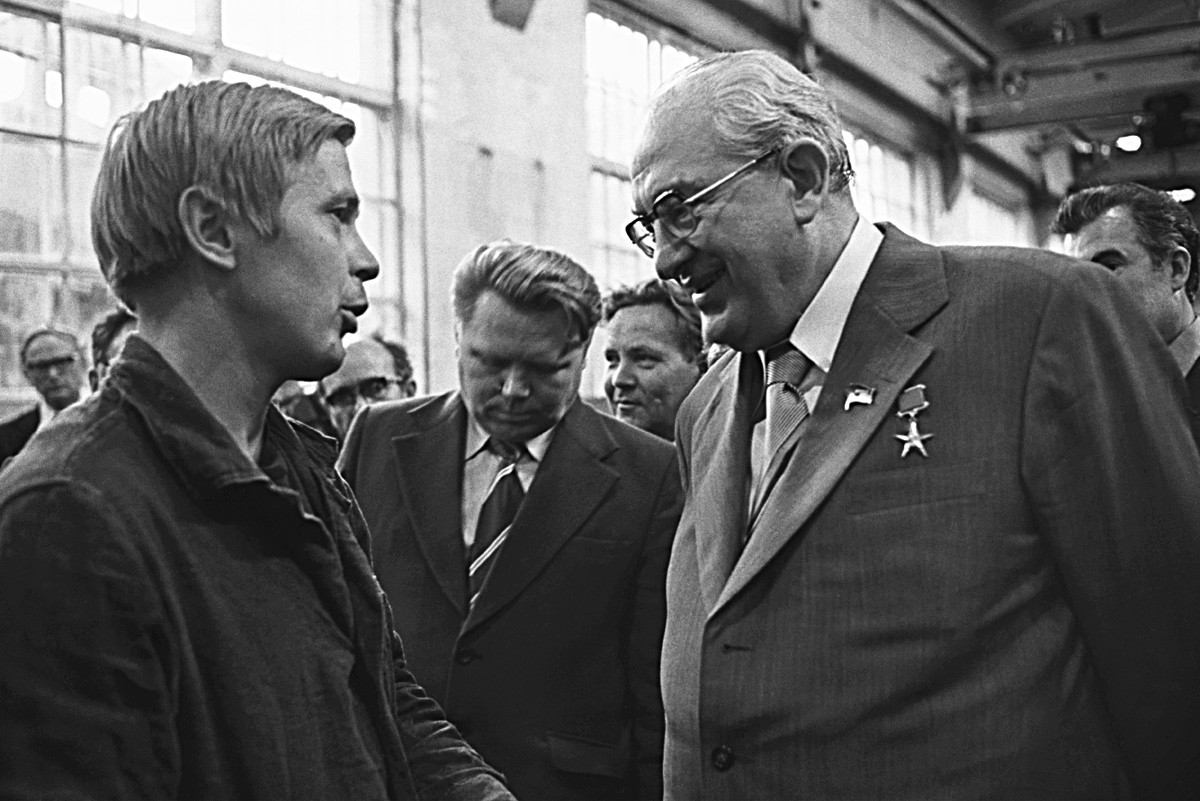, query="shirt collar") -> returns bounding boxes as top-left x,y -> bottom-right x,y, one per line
786,216 -> 883,372
464,411 -> 555,463
1169,312 -> 1200,376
